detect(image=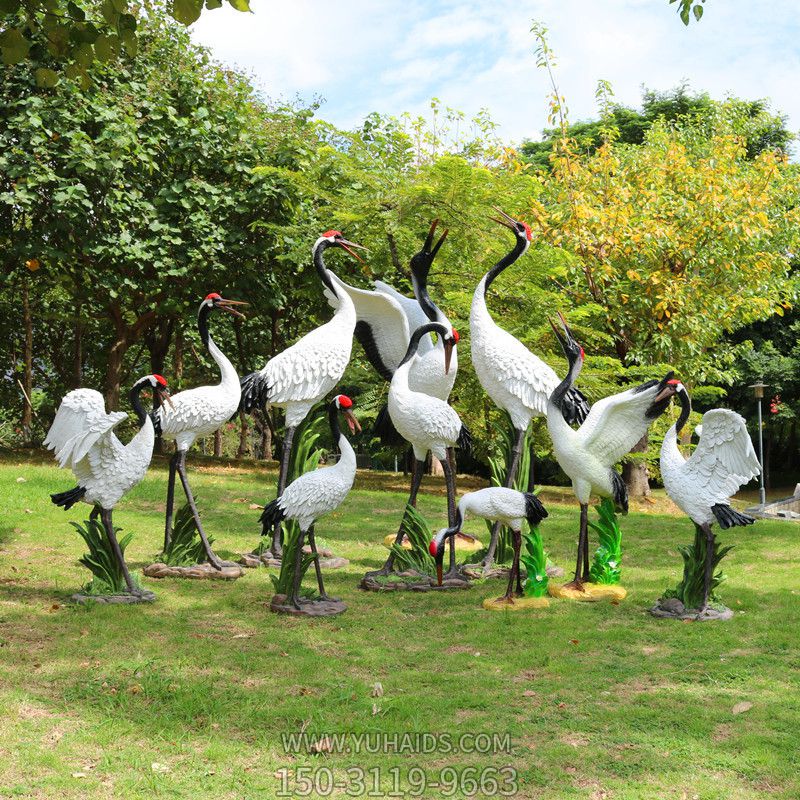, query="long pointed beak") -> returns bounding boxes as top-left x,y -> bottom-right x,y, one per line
549,316 -> 568,351
218,299 -> 248,319
424,219 -> 439,250
158,387 -> 175,409
343,409 -> 362,434
431,227 -> 448,258
654,372 -> 678,403
338,239 -> 367,263
489,206 -> 518,230
443,339 -> 454,375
